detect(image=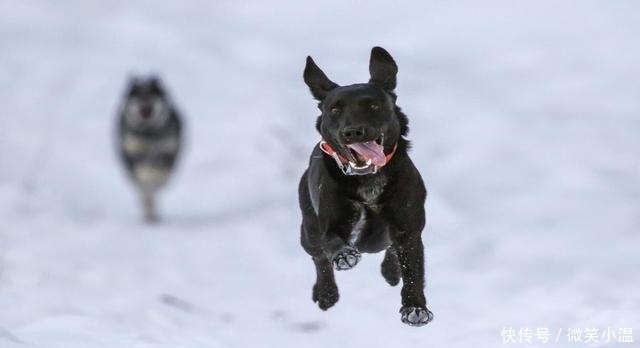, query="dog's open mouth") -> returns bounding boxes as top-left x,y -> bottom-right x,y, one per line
346,137 -> 386,168
319,136 -> 392,176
